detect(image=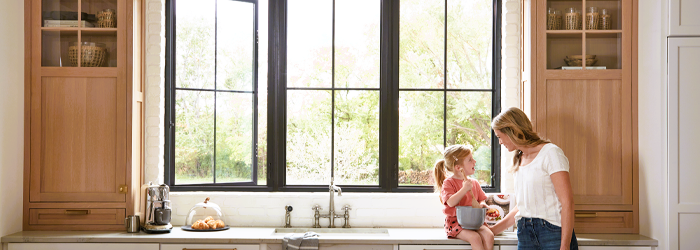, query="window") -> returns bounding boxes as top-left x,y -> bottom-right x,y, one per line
165,0 -> 501,192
